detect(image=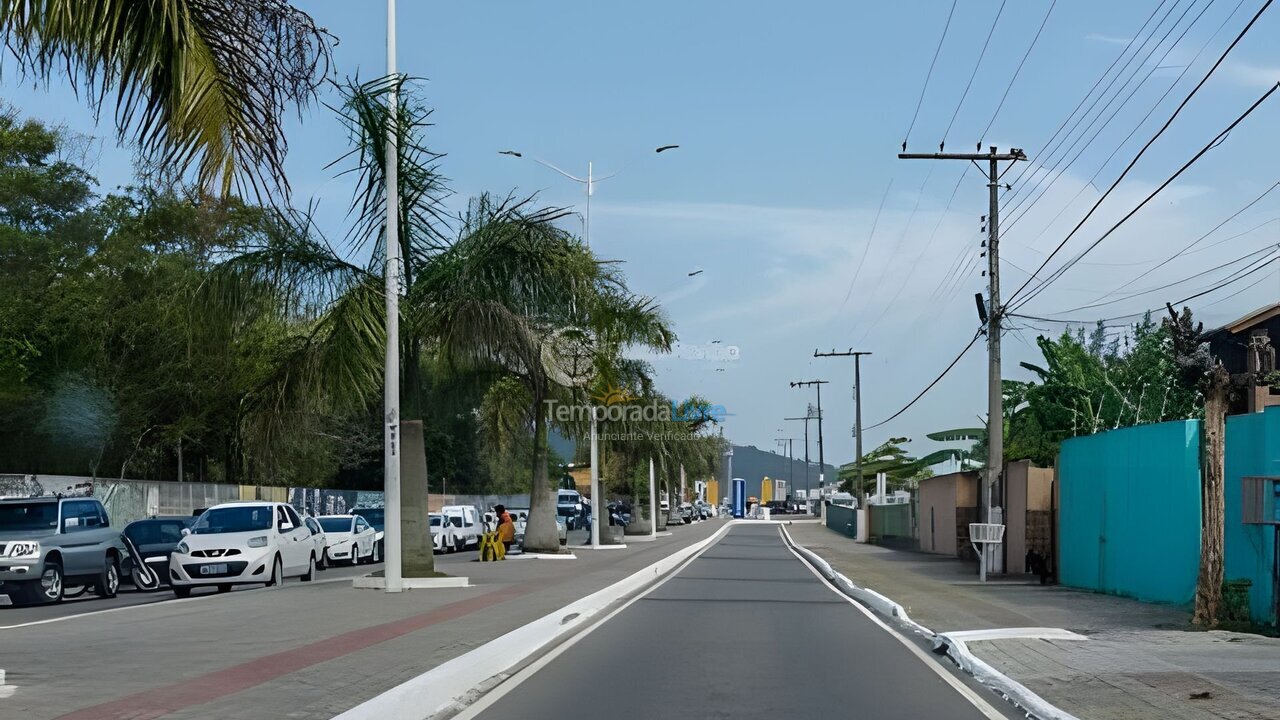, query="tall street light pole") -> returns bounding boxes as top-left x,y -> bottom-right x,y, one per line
784,415 -> 814,500
815,349 -> 872,499
790,380 -> 829,492
382,0 -> 403,593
